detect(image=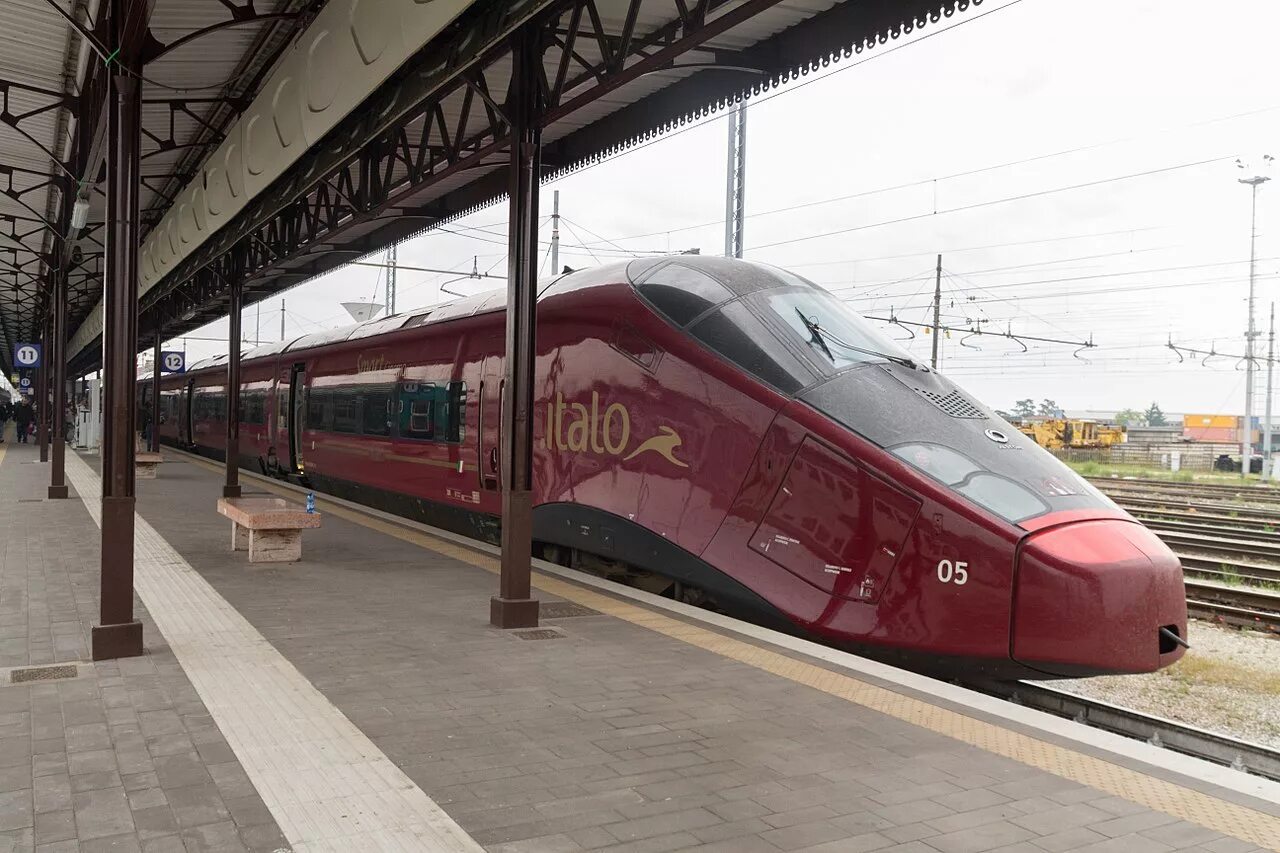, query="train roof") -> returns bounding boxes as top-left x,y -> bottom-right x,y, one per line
181,256 -> 817,373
